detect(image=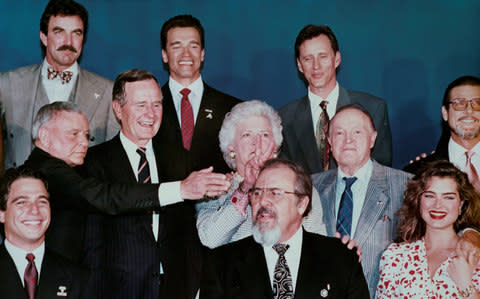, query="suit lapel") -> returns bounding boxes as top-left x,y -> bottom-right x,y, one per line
37,251 -> 72,299
161,85 -> 183,140
354,162 -> 390,247
292,96 -> 322,169
0,245 -> 25,298
239,240 -> 272,298
190,83 -> 217,150
72,67 -> 102,123
32,65 -> 49,128
317,170 -> 338,236
335,86 -> 352,110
